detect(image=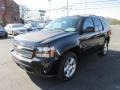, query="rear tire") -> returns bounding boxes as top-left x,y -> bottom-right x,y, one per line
57,52 -> 78,81
100,40 -> 109,56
